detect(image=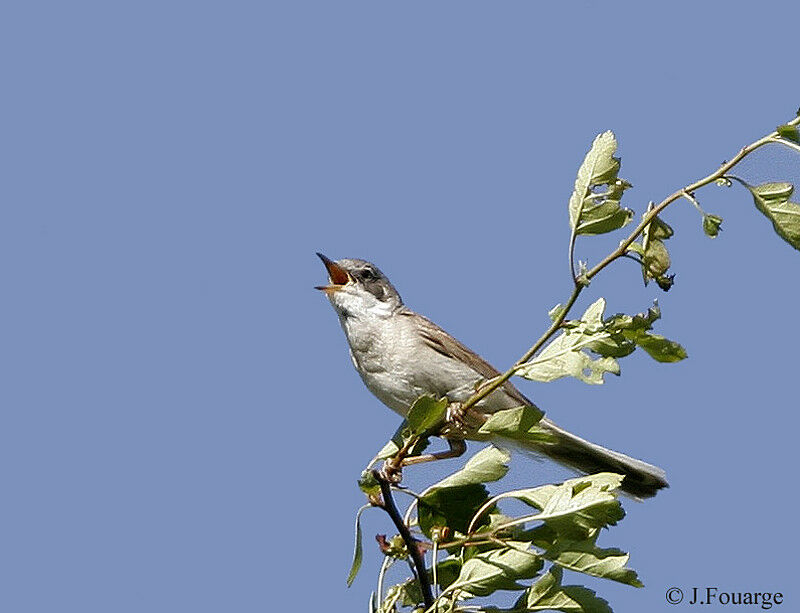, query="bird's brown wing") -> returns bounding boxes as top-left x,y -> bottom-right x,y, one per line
399,310 -> 668,498
400,308 -> 533,408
